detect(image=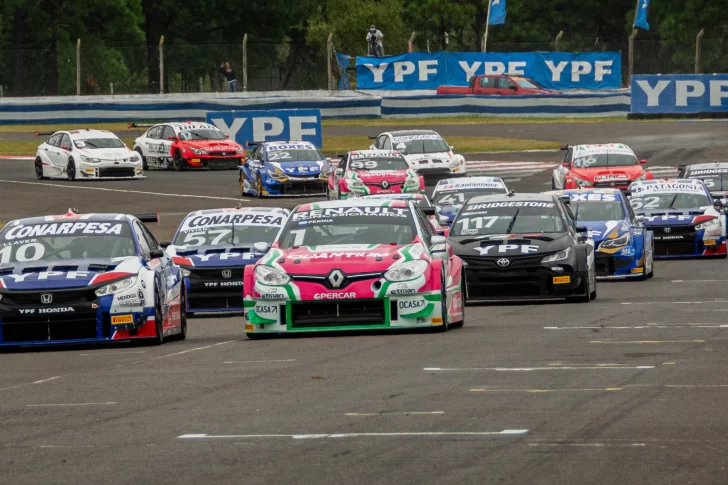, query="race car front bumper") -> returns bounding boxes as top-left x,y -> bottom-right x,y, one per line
650,226 -> 727,258
594,244 -> 645,279
183,266 -> 244,313
185,156 -> 244,169
78,162 -> 145,179
263,176 -> 328,197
